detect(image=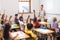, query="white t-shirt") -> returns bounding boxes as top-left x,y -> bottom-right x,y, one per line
19,20 -> 24,31
39,10 -> 45,18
